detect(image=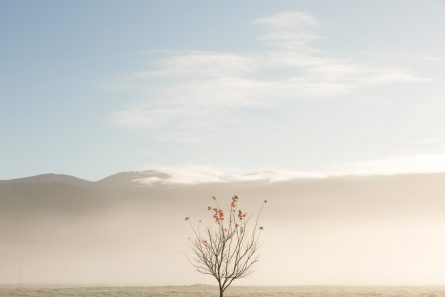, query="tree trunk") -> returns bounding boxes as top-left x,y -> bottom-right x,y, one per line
219,288 -> 224,297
